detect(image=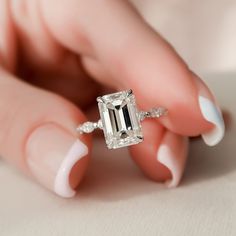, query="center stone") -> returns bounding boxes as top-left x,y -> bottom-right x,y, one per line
97,90 -> 143,149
